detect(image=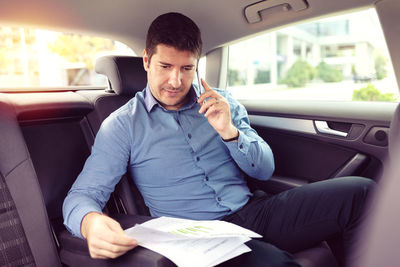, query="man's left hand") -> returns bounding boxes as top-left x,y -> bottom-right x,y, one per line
197,79 -> 238,141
